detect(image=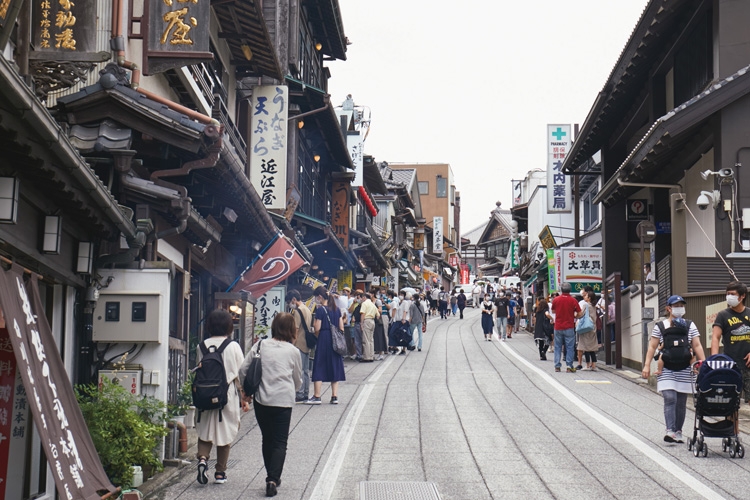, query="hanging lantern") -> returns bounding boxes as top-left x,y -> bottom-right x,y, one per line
358,186 -> 378,217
